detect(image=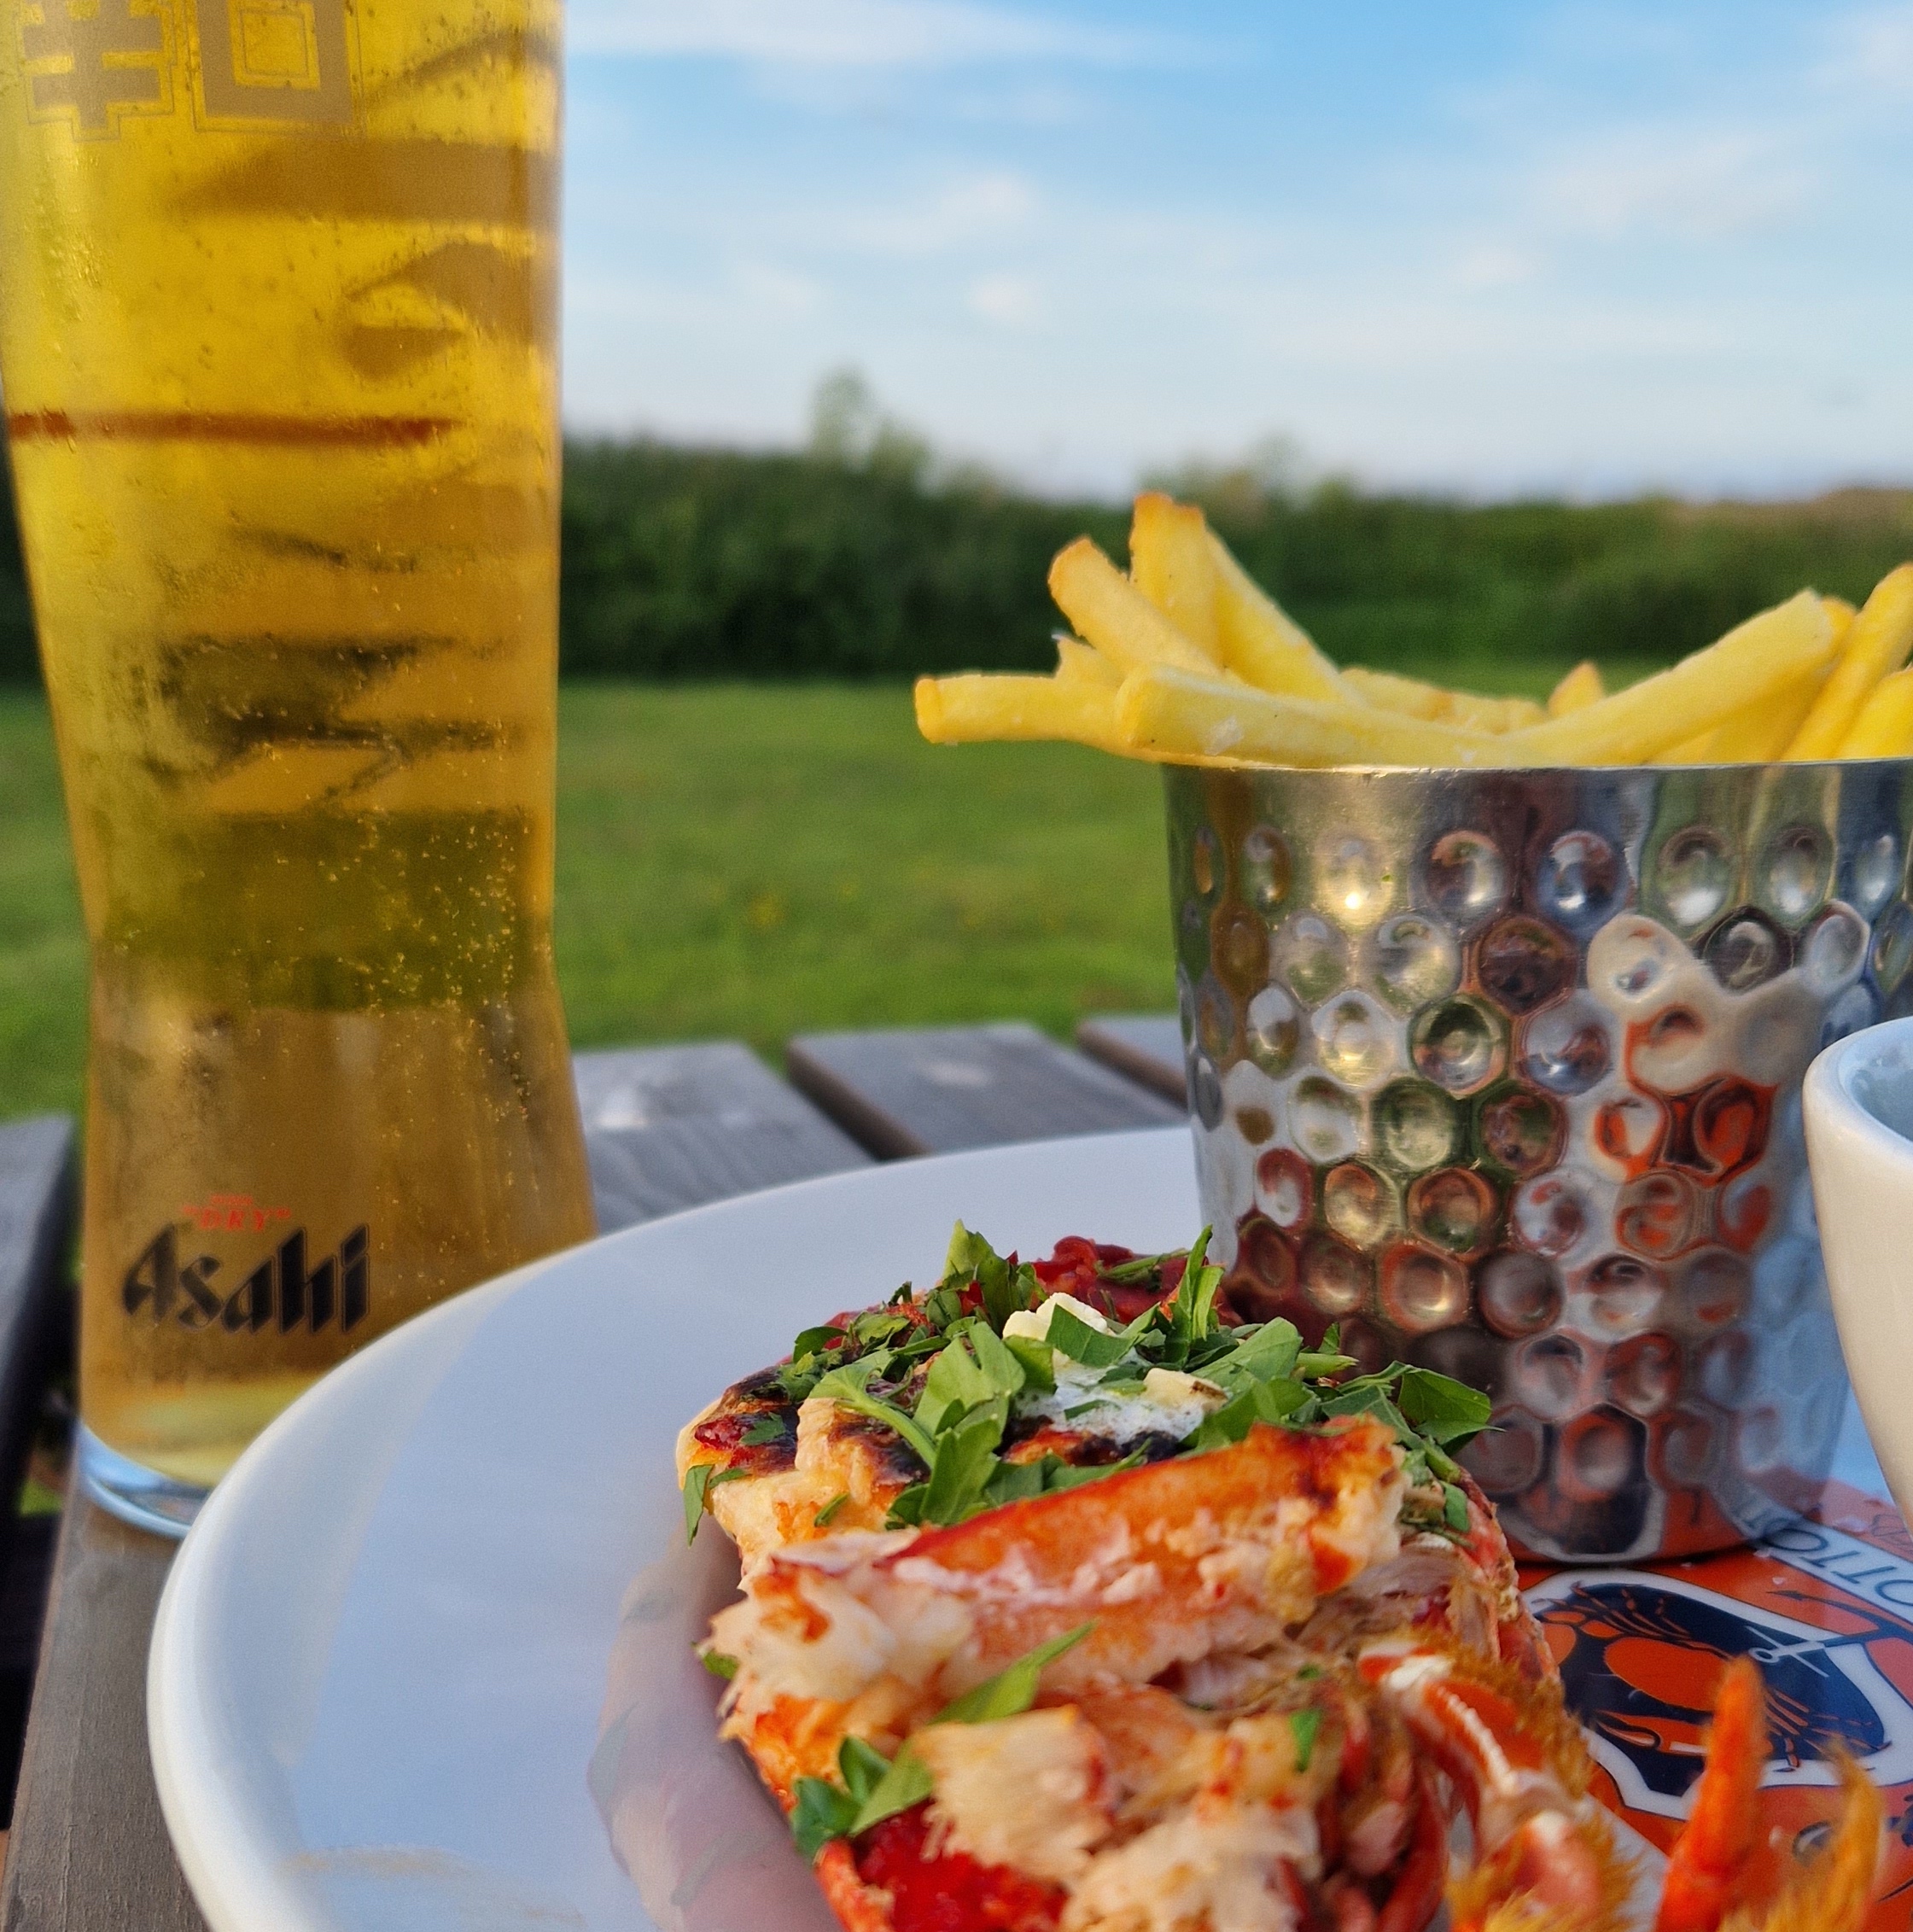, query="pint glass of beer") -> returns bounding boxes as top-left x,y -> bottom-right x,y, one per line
0,0 -> 597,1529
